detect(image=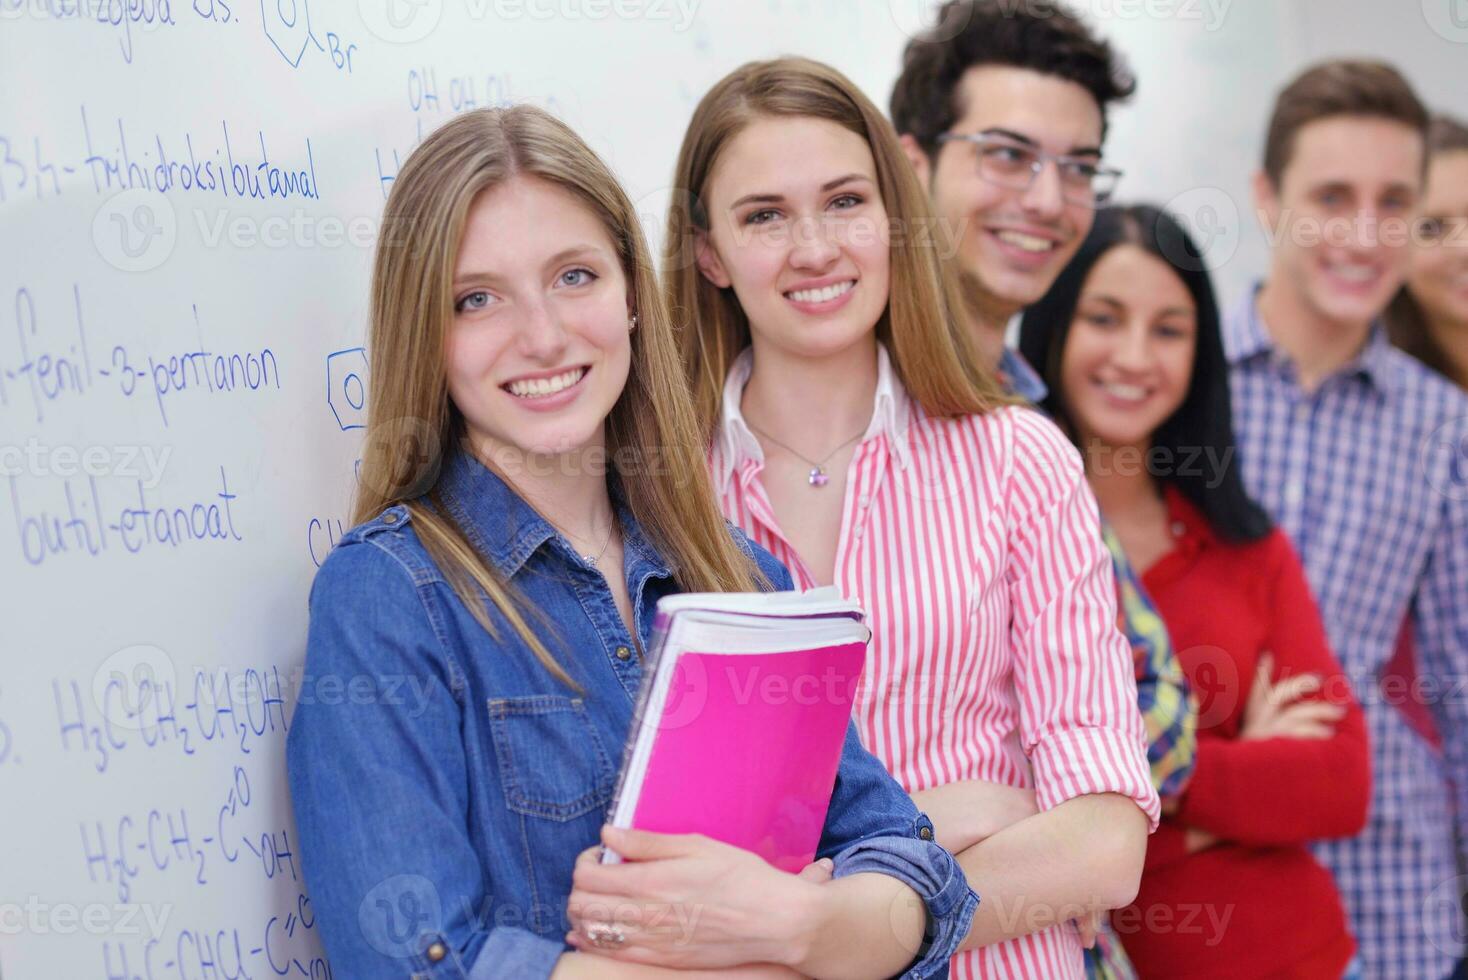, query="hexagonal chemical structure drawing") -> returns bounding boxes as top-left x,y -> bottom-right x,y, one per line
262,0 -> 314,68
327,347 -> 369,431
